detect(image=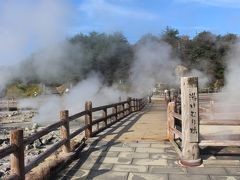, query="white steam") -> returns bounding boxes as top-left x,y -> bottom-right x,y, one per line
214,40 -> 240,115
222,41 -> 240,100
18,39 -> 211,124
19,75 -> 128,124
130,40 -> 180,95
0,0 -> 71,90
0,1 -> 212,124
